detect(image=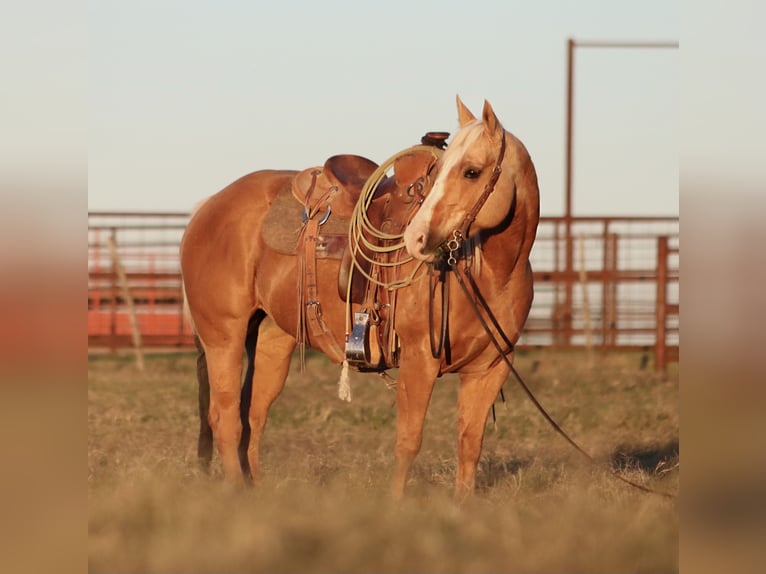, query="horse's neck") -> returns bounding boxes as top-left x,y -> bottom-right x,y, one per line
475,177 -> 538,285
476,217 -> 527,283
